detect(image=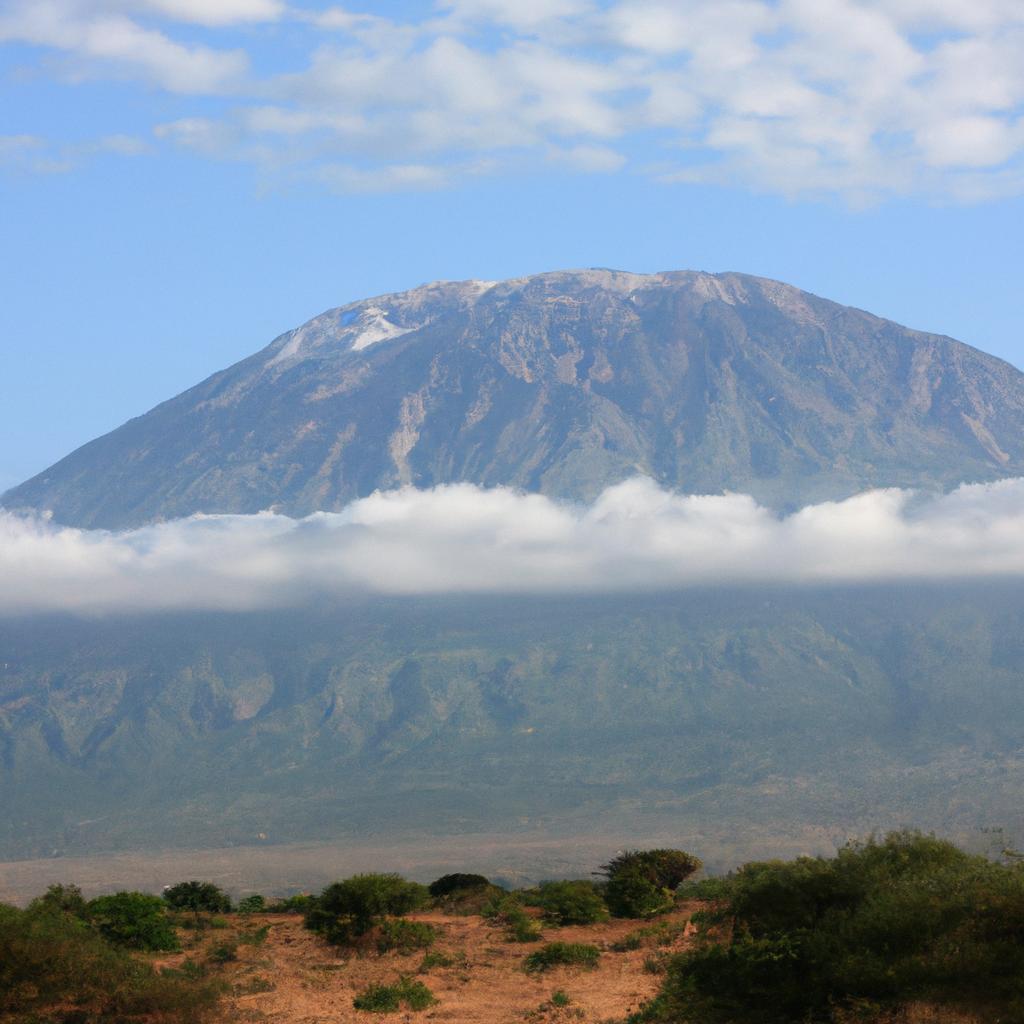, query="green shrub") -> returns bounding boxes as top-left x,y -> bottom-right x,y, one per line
163,881 -> 232,914
481,891 -> 516,920
428,879 -> 507,916
238,924 -> 270,946
428,873 -> 491,898
353,977 -> 436,1012
675,877 -> 733,902
270,893 -> 316,914
417,949 -> 465,972
600,849 -> 701,919
524,942 -> 601,973
207,941 -> 237,964
377,918 -> 437,953
506,910 -> 543,943
634,831 -> 1024,1024
30,883 -> 89,919
234,974 -> 275,995
161,957 -> 208,981
643,953 -> 670,974
550,989 -> 571,1007
238,894 -> 266,914
535,880 -> 608,925
87,891 -> 179,951
611,920 -> 689,952
0,900 -> 219,1022
305,873 -> 429,945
